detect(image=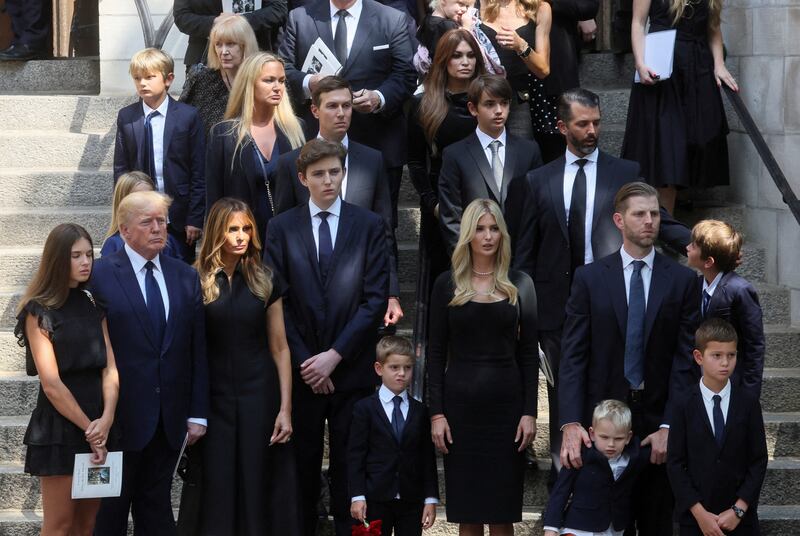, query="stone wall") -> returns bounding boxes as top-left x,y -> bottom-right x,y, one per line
722,0 -> 800,322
